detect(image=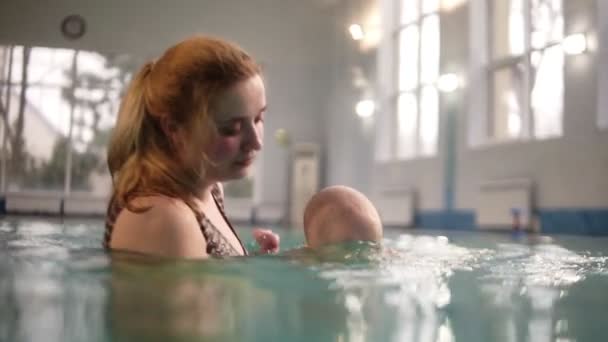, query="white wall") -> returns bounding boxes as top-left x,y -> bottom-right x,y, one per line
0,0 -> 335,209
325,0 -> 378,195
